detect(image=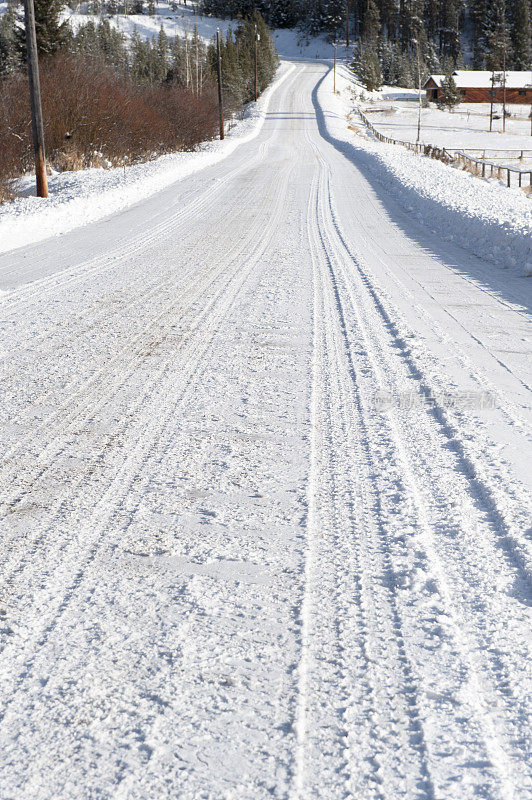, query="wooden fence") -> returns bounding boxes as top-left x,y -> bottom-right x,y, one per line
358,109 -> 532,190
454,151 -> 532,189
456,148 -> 532,162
